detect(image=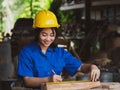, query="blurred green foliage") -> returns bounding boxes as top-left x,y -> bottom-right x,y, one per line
0,0 -> 53,33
